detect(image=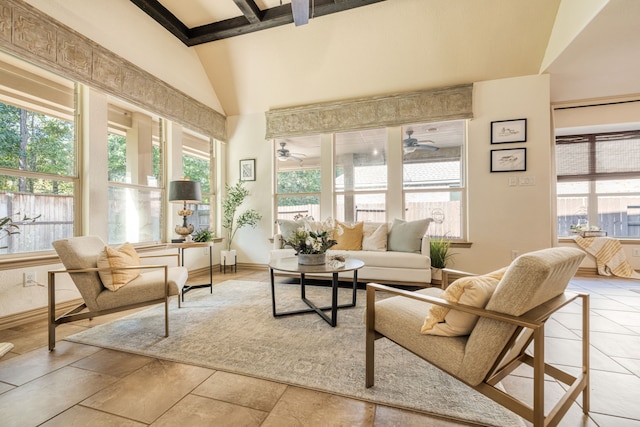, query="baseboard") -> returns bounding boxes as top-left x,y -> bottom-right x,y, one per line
0,298 -> 83,330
